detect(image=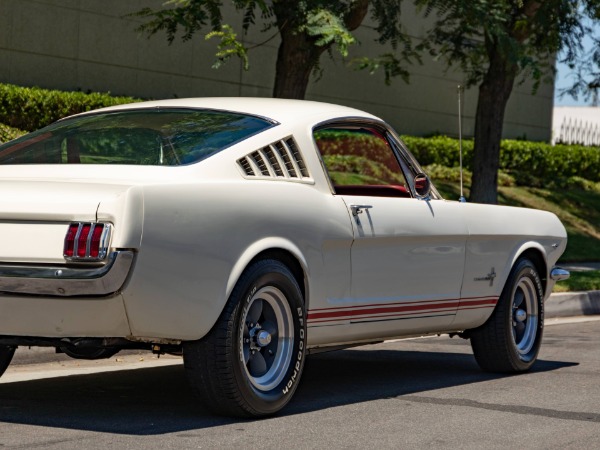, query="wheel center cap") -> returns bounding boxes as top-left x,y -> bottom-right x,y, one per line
256,330 -> 272,347
515,309 -> 527,323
